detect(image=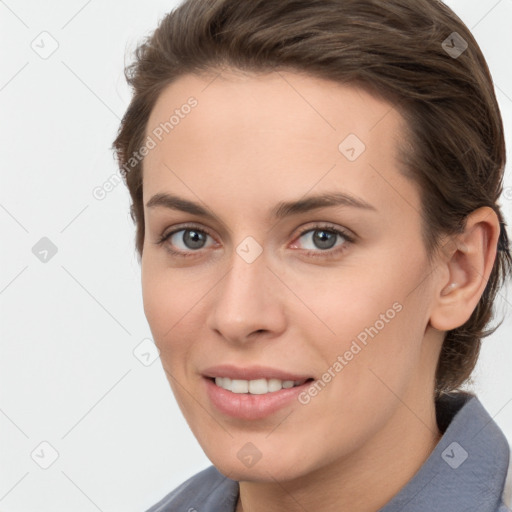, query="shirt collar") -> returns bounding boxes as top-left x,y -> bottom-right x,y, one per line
380,391 -> 510,511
